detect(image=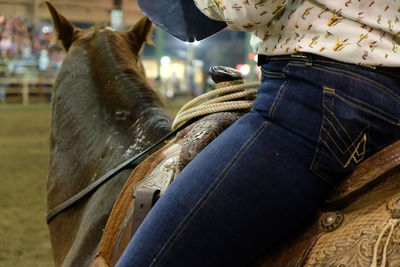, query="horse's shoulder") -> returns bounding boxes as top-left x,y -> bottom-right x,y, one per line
93,111 -> 244,266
